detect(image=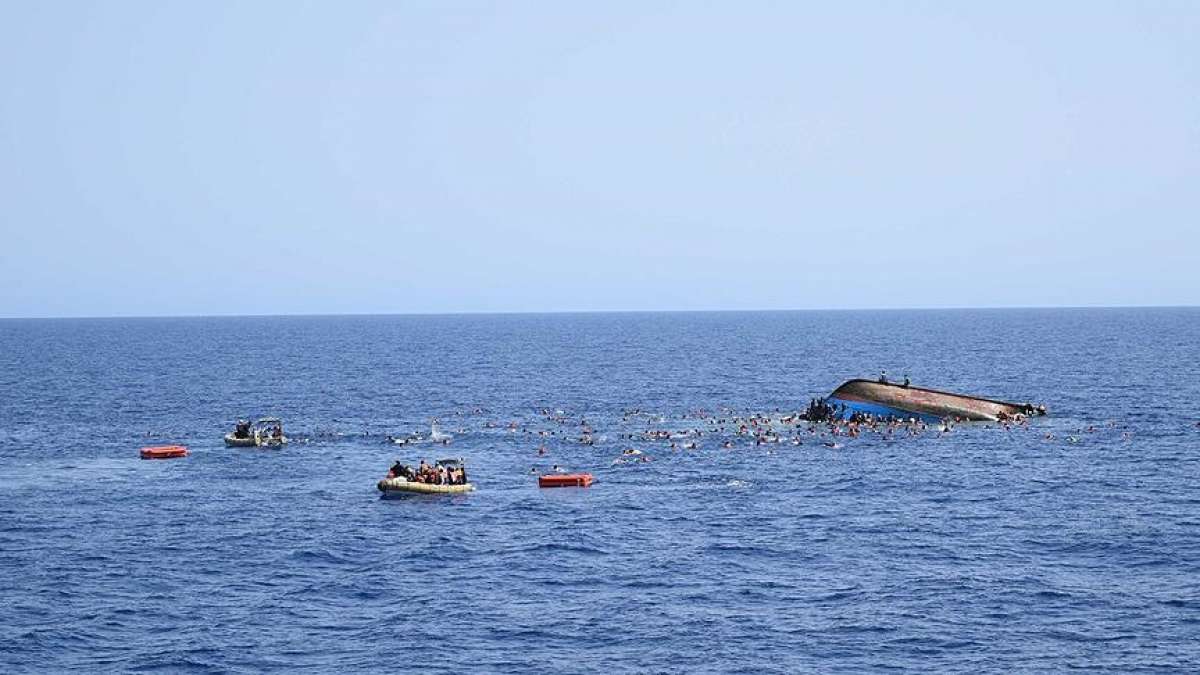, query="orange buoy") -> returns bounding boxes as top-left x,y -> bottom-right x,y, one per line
140,445 -> 188,460
538,473 -> 594,488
